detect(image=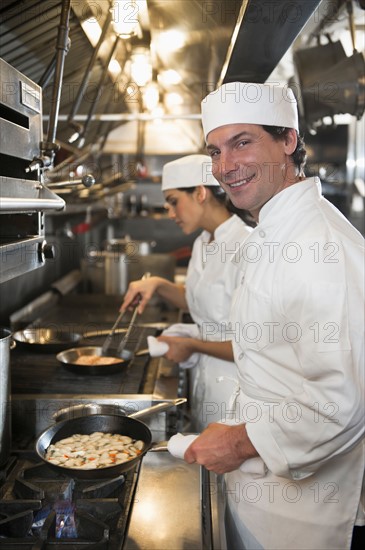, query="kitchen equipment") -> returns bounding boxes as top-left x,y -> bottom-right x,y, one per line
115,271 -> 150,356
52,397 -> 186,422
104,250 -> 129,295
116,303 -> 140,357
56,346 -> 128,374
35,400 -> 185,479
56,344 -> 148,374
0,58 -> 64,284
82,321 -> 171,338
0,327 -> 15,466
82,245 -> 176,296
12,327 -> 82,352
58,275 -> 149,373
104,237 -> 156,256
101,309 -> 127,354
